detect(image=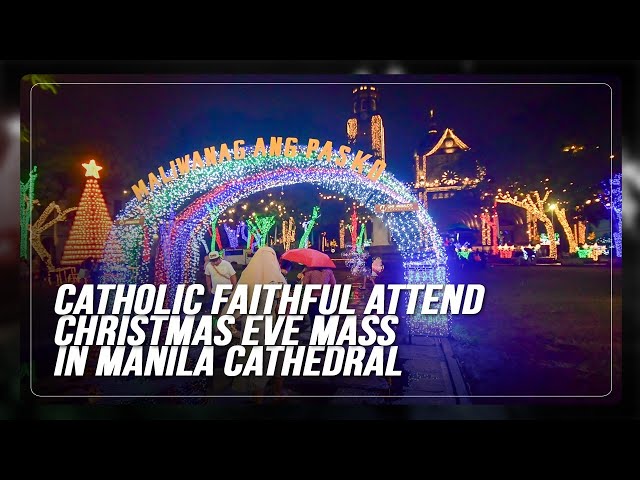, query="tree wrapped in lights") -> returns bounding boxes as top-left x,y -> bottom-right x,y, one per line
20,166 -> 38,260
603,173 -> 622,257
215,227 -> 223,251
573,221 -> 586,245
526,210 -> 539,242
245,220 -> 259,248
339,220 -> 345,249
480,209 -> 499,254
30,202 -> 78,271
223,223 -> 239,248
207,207 -> 220,252
356,223 -> 367,253
298,206 -> 319,249
349,205 -> 358,250
247,215 -> 275,248
344,248 -> 368,276
61,160 -> 113,266
238,221 -> 249,247
553,207 -> 578,253
282,217 -> 296,251
496,189 -> 558,259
